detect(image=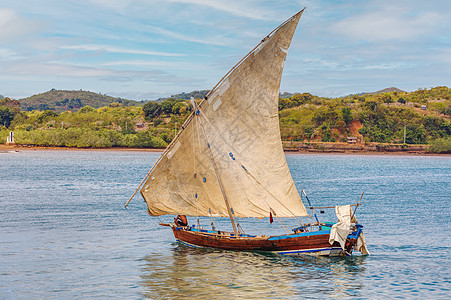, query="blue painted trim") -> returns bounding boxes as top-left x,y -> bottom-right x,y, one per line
347,224 -> 363,239
268,230 -> 330,240
323,222 -> 335,227
176,239 -> 204,248
276,247 -> 343,255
